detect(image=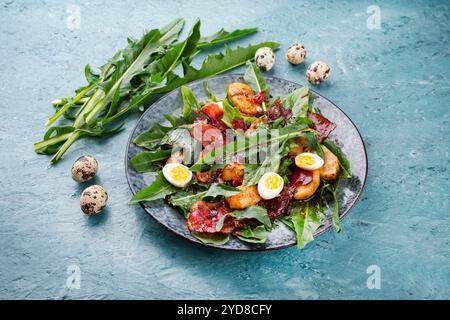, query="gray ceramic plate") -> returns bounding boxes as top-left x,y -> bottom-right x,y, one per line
125,74 -> 368,251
